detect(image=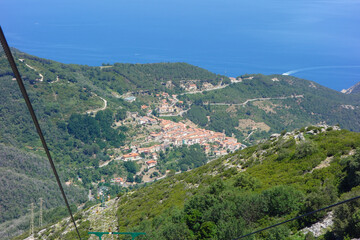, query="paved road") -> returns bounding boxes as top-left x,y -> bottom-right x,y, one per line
209,95 -> 304,107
